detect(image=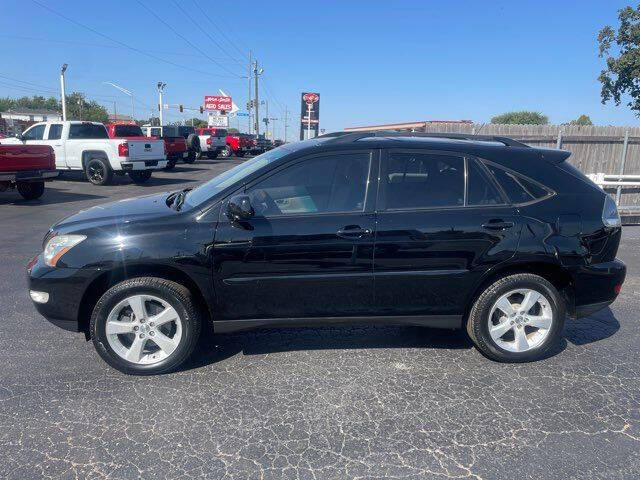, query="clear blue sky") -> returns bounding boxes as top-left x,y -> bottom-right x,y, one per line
0,0 -> 637,138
